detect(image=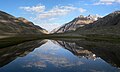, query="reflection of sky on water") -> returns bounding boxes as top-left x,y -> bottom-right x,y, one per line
0,40 -> 120,72
22,40 -> 84,68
